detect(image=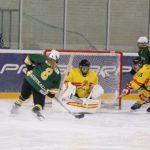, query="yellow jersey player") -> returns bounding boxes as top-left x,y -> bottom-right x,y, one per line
61,59 -> 104,112
122,57 -> 150,111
